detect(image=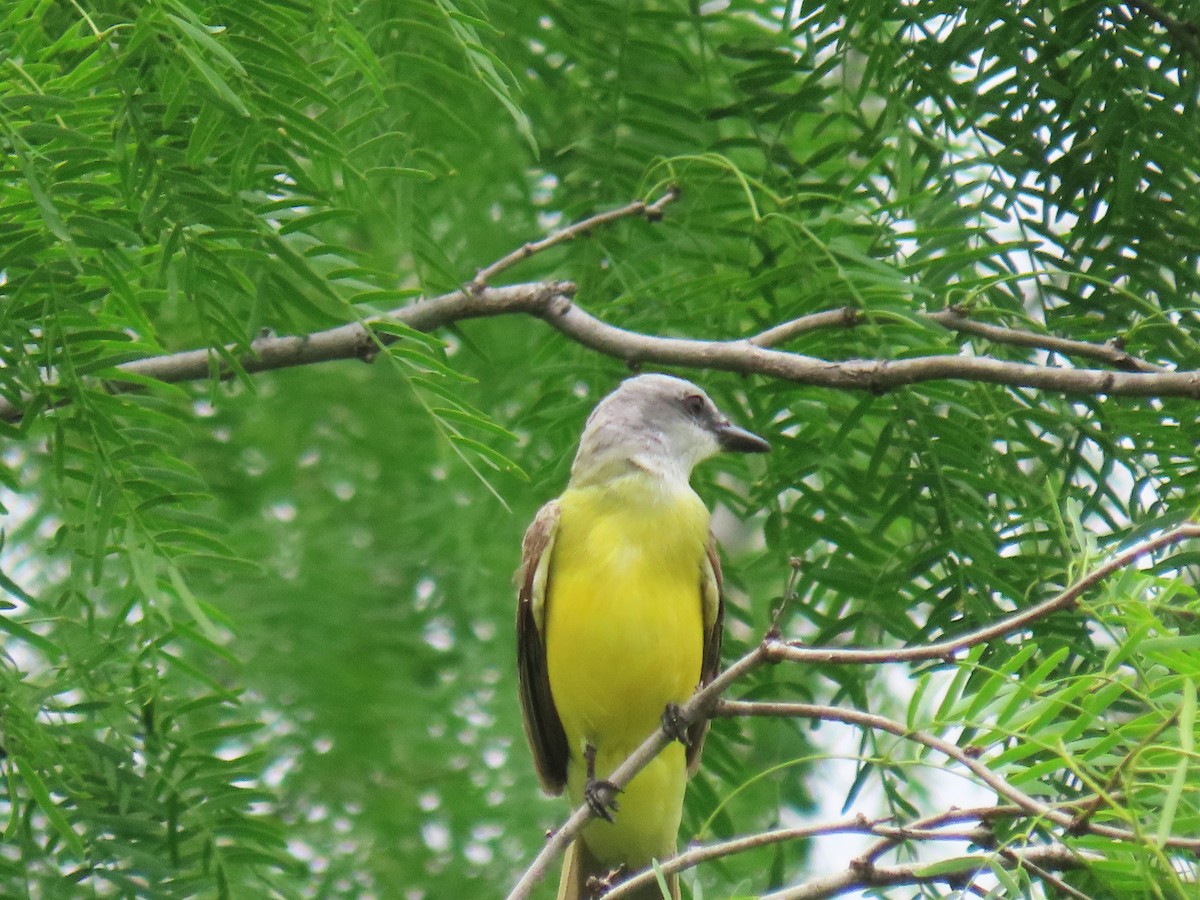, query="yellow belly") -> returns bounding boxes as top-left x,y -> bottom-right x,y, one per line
545,475 -> 709,865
